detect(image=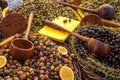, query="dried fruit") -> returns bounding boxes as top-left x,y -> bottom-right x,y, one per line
0,56 -> 7,68
58,46 -> 68,55
59,66 -> 74,80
